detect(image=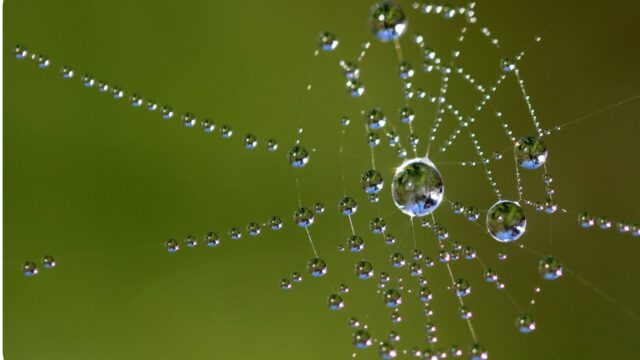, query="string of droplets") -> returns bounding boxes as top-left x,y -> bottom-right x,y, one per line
11,1 -> 640,358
